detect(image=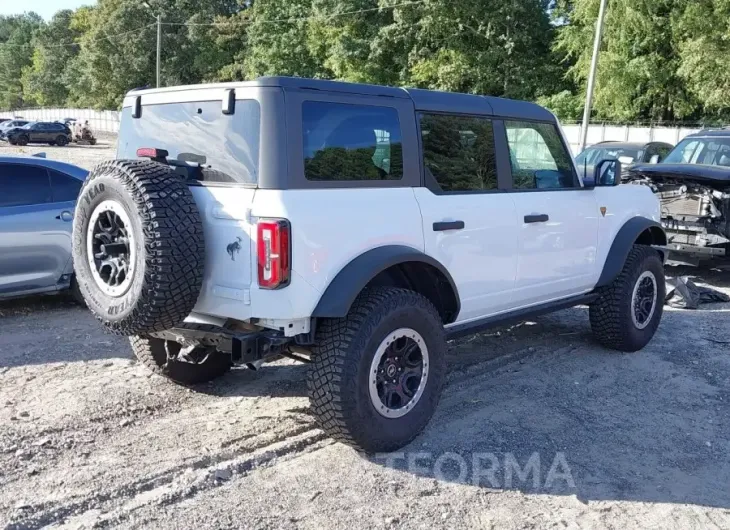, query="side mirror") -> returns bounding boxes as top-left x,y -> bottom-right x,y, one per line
649,154 -> 660,164
594,158 -> 621,187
